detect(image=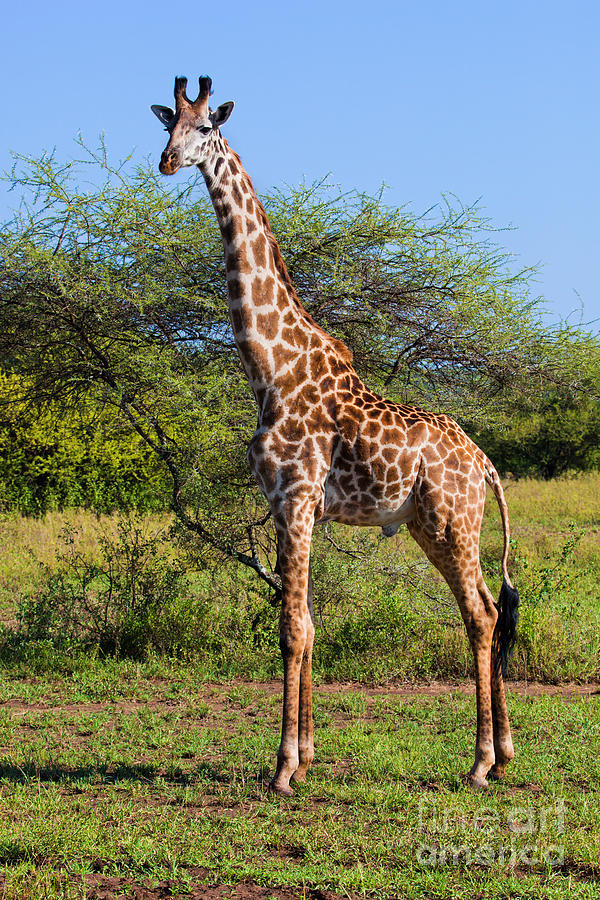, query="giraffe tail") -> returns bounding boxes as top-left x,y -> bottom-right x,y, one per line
485,463 -> 520,678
